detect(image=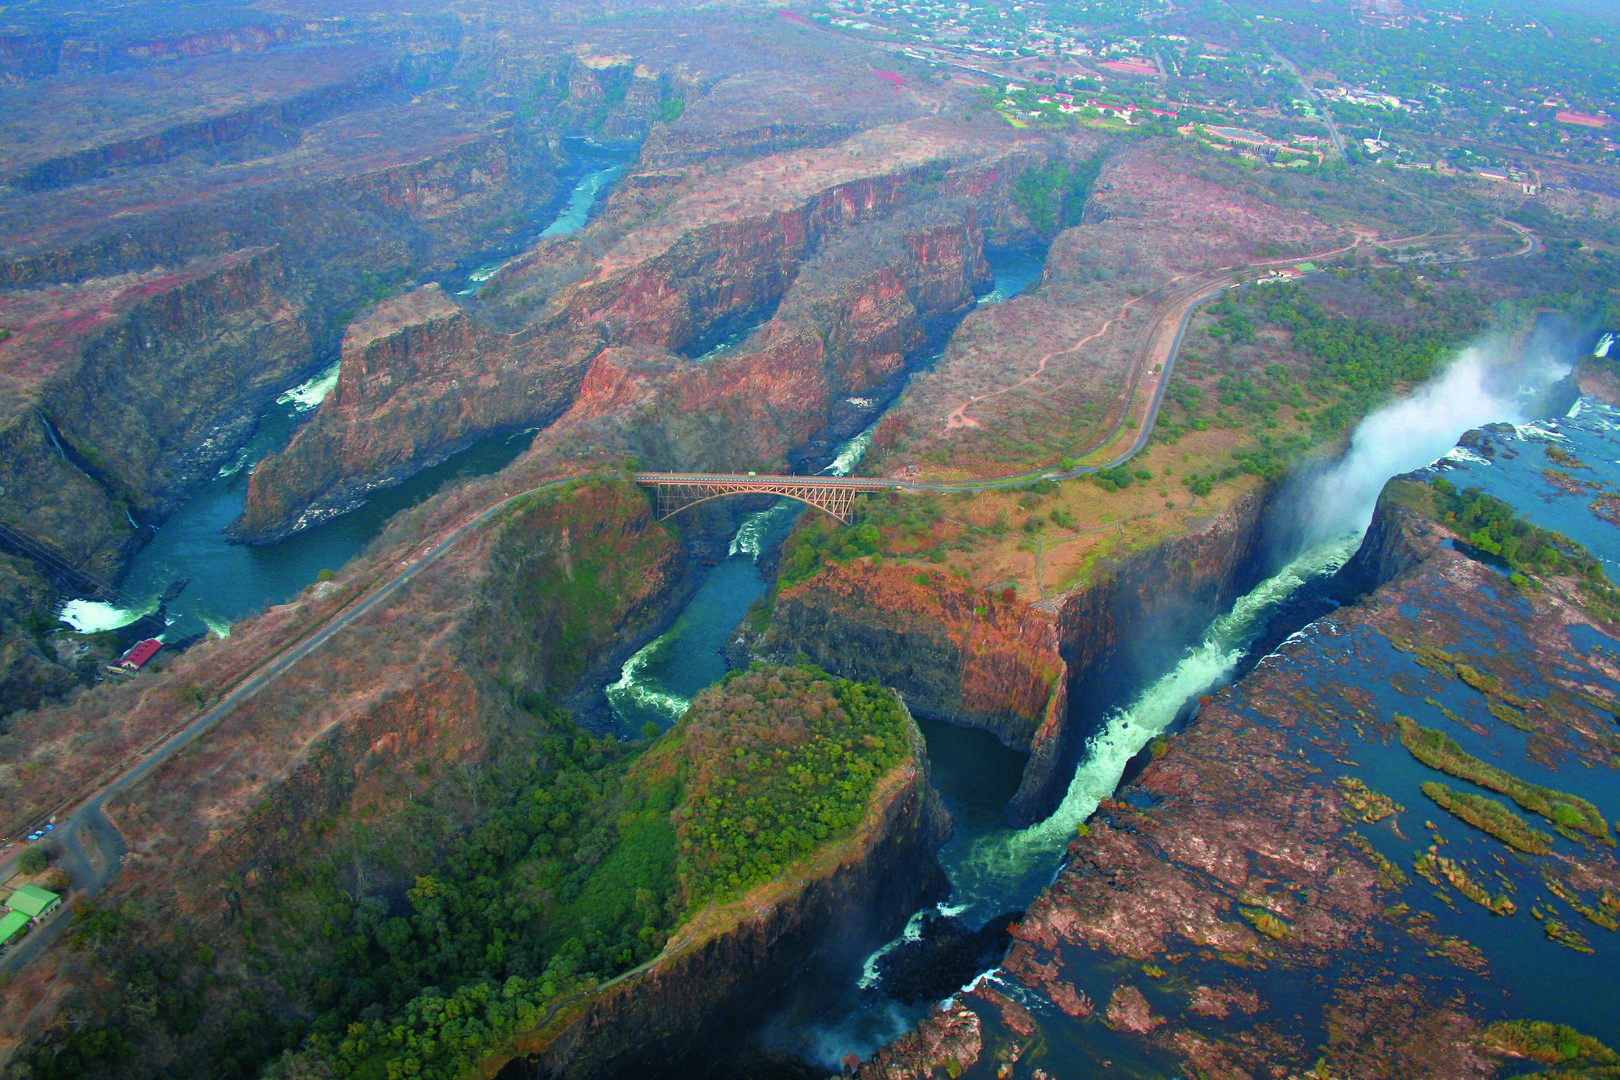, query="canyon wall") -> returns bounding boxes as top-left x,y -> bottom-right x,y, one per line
859,456 -> 1620,1079
750,489 -> 1273,824
486,707 -> 950,1080
232,136 -> 1028,542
